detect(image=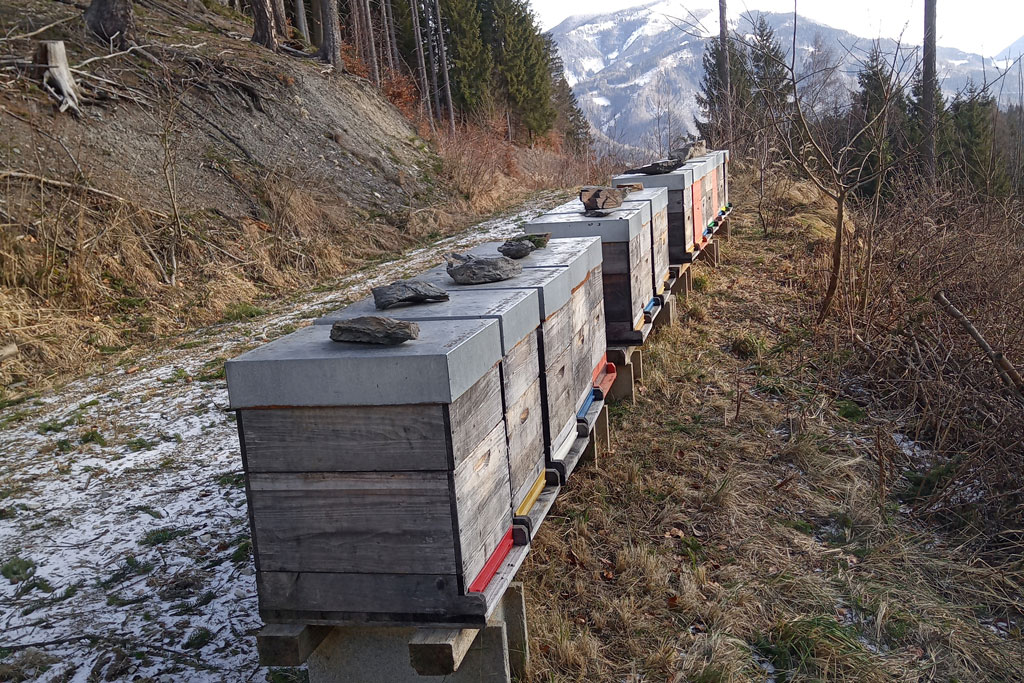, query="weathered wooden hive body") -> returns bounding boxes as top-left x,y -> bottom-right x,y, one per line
545,190 -> 670,298
225,319 -> 520,627
680,158 -> 712,249
715,150 -> 730,209
623,188 -> 670,296
612,168 -> 694,264
413,264 -> 586,470
464,238 -> 605,471
314,287 -> 545,521
525,204 -> 653,344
